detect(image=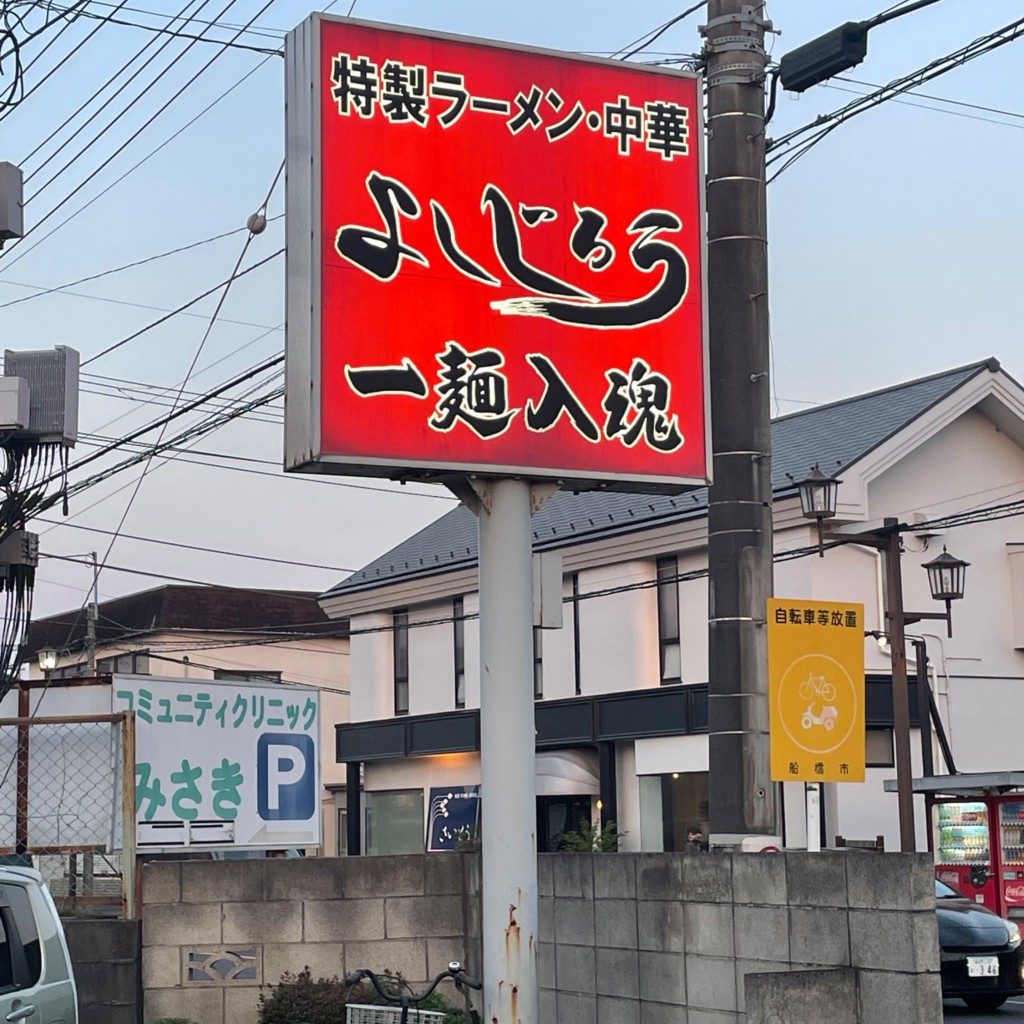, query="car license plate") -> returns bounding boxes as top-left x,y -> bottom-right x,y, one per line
967,956 -> 1000,978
